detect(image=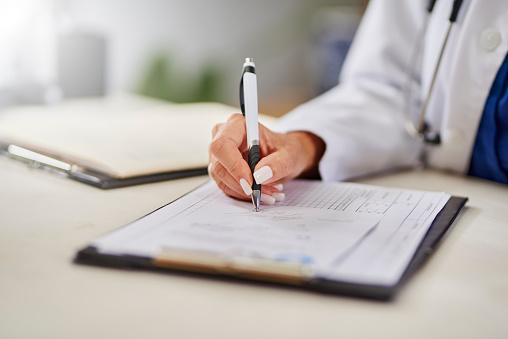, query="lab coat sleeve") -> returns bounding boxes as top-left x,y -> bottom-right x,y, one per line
273,0 -> 425,181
